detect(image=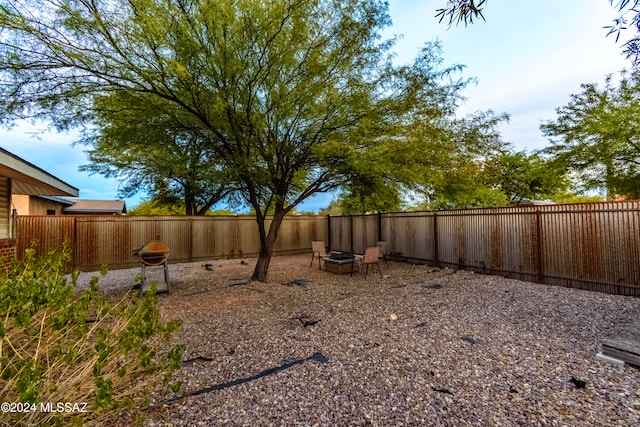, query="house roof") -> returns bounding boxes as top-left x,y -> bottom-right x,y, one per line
36,195 -> 75,206
0,147 -> 79,197
62,199 -> 127,214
